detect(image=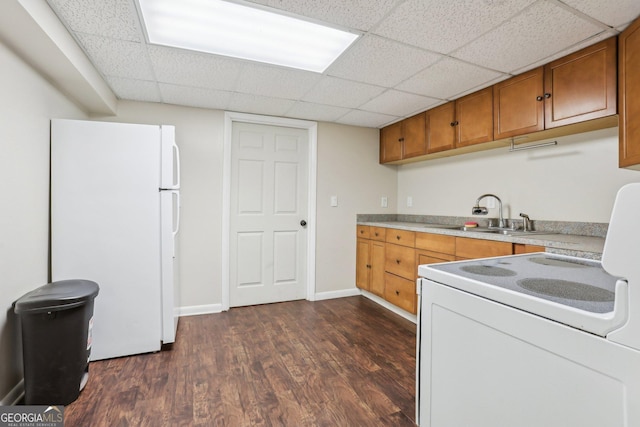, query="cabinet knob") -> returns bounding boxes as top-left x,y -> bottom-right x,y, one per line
536,95 -> 543,101
374,232 -> 379,236
544,93 -> 551,99
450,121 -> 459,126
396,259 -> 401,264
395,290 -> 400,296
396,235 -> 401,240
